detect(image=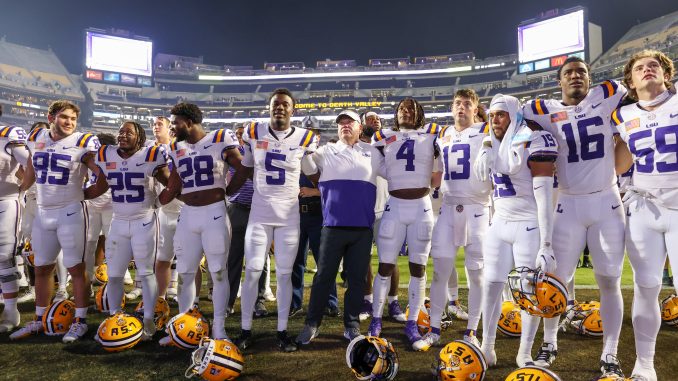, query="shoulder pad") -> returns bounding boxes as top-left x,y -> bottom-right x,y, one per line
299,129 -> 314,147
76,133 -> 95,148
96,145 -> 108,162
529,99 -> 550,116
424,123 -> 441,135
611,108 -> 625,126
246,122 -> 259,140
0,125 -> 27,144
145,144 -> 164,162
599,80 -> 620,99
27,127 -> 44,142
